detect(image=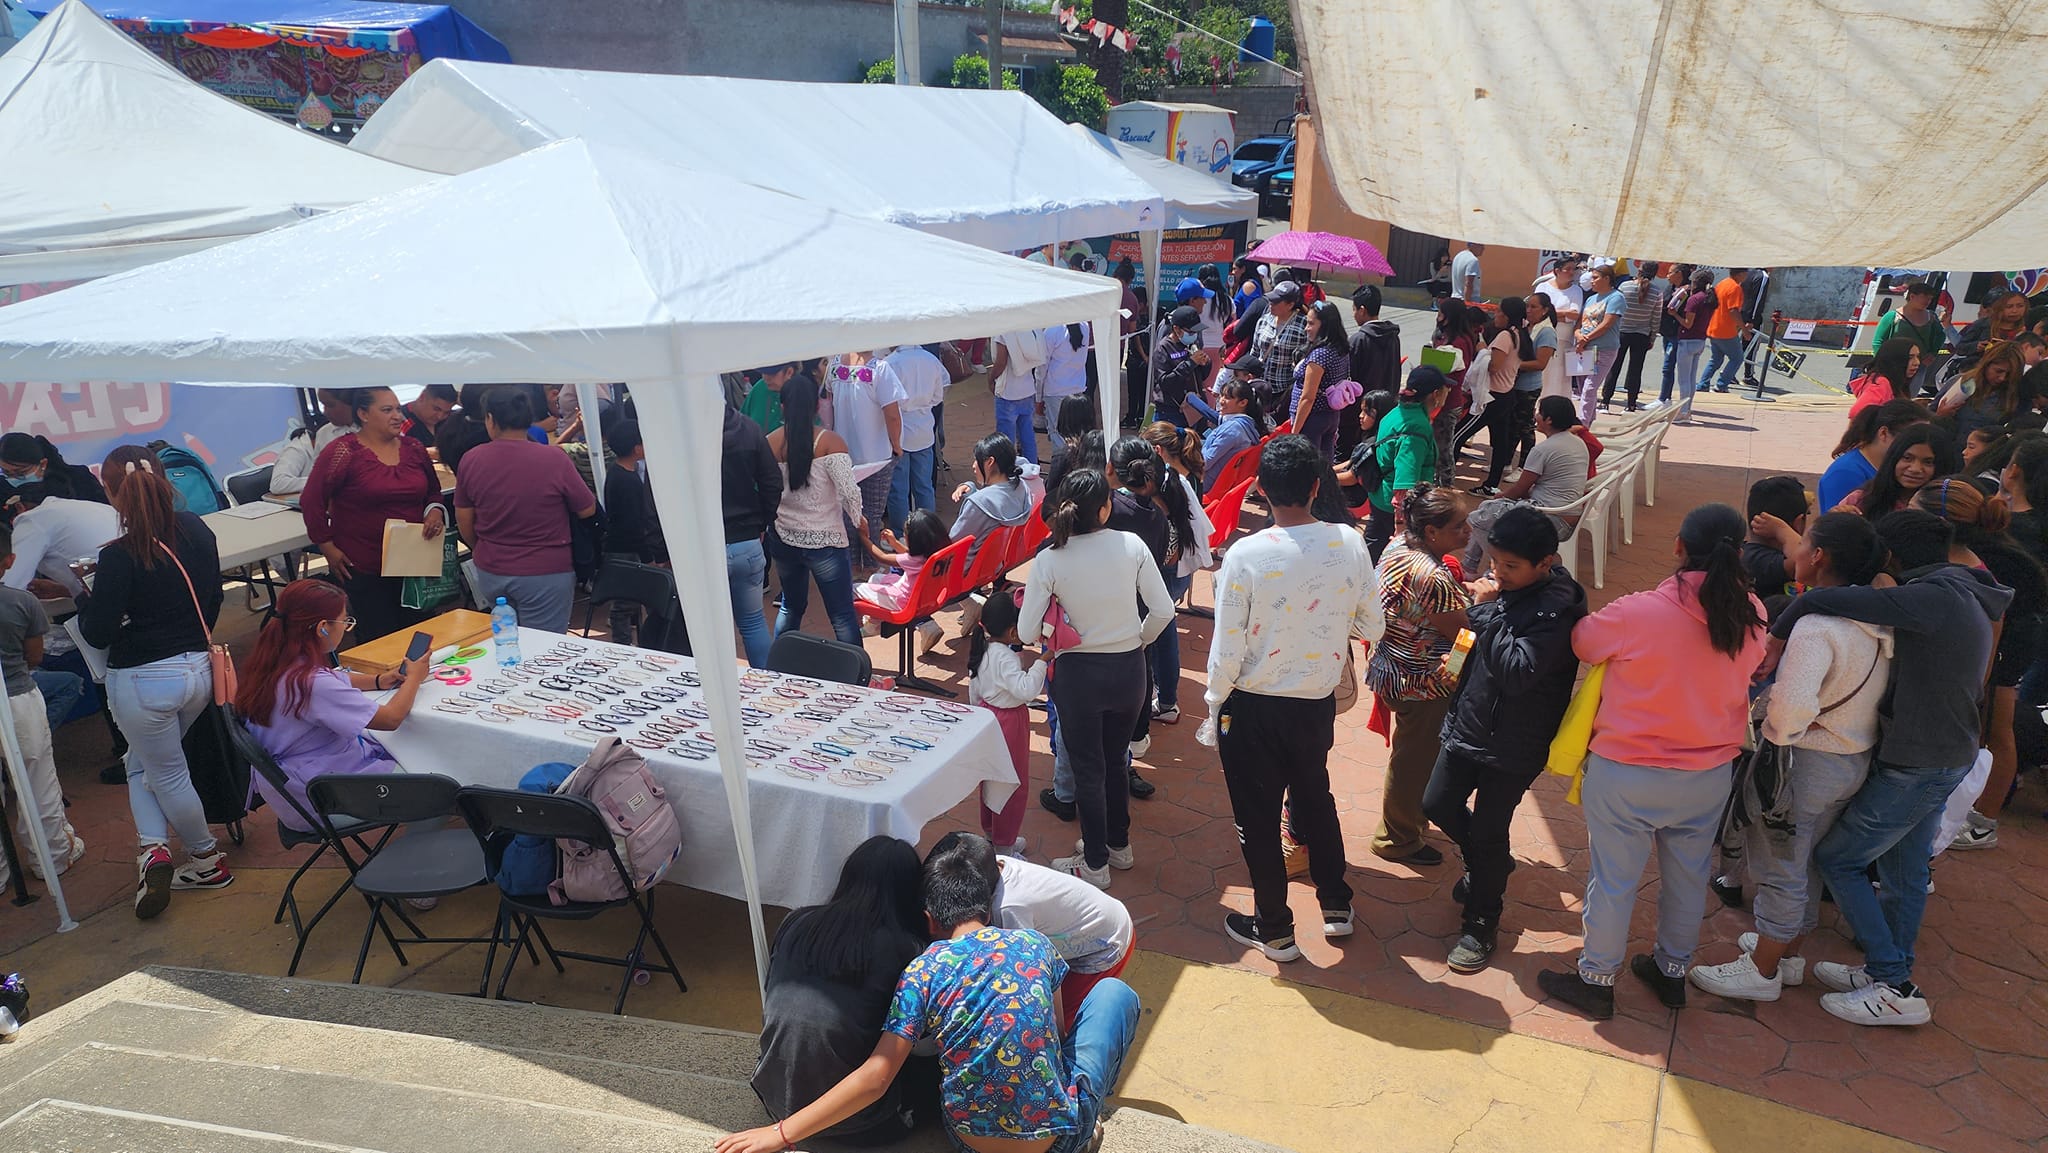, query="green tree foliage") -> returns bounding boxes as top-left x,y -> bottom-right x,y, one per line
860,57 -> 896,84
1032,63 -> 1111,127
945,53 -> 1020,90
